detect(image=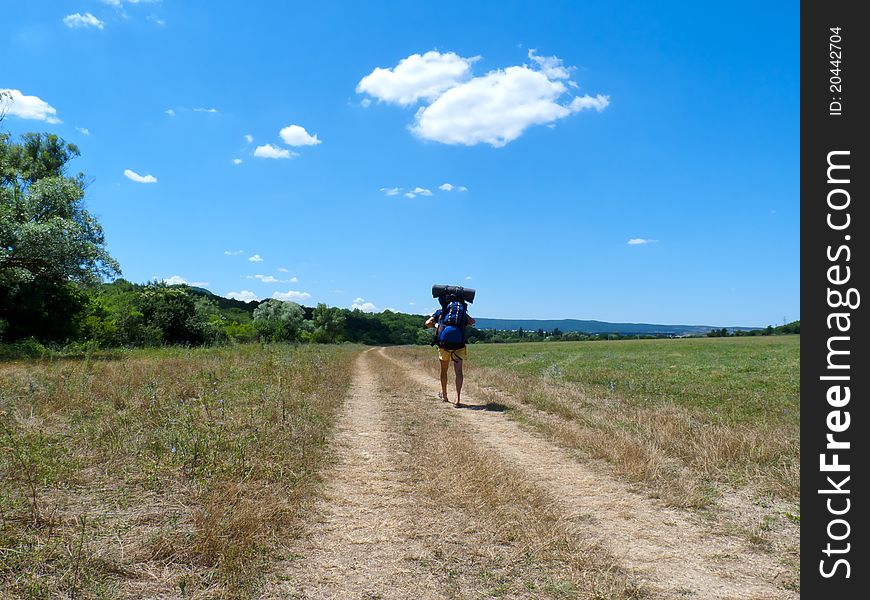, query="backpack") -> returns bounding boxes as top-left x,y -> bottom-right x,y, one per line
435,301 -> 467,349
